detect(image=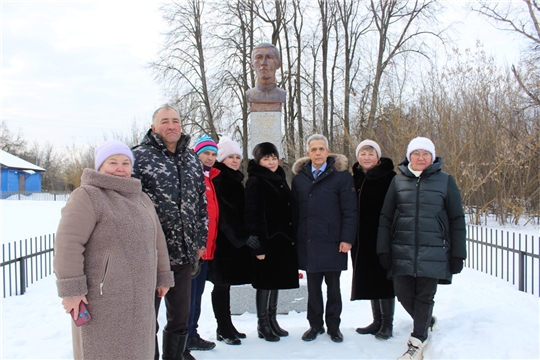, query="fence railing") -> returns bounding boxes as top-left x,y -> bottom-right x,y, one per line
0,191 -> 71,201
466,225 -> 539,296
1,235 -> 55,298
1,227 -> 539,297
